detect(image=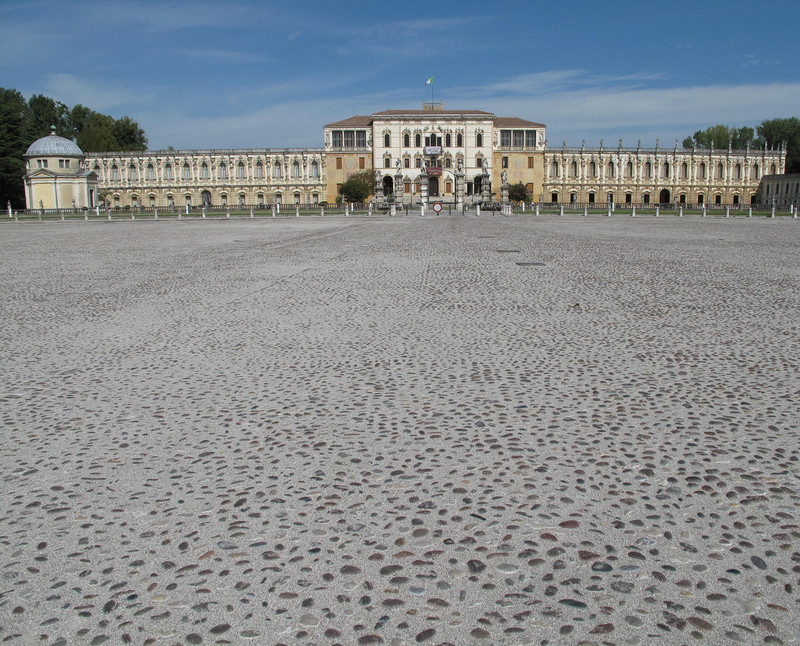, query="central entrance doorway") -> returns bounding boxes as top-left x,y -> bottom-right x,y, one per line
659,189 -> 671,204
428,176 -> 439,197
